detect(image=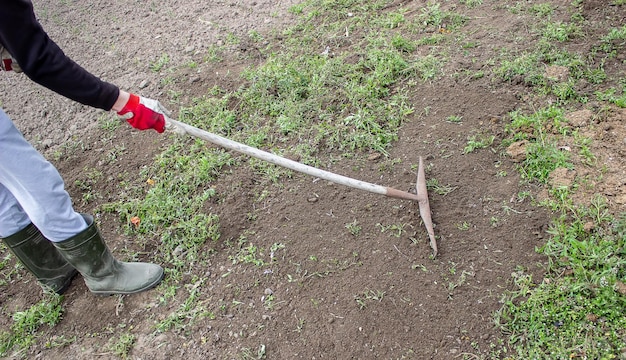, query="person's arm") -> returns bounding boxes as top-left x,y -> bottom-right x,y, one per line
0,0 -> 167,133
0,0 -> 119,110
